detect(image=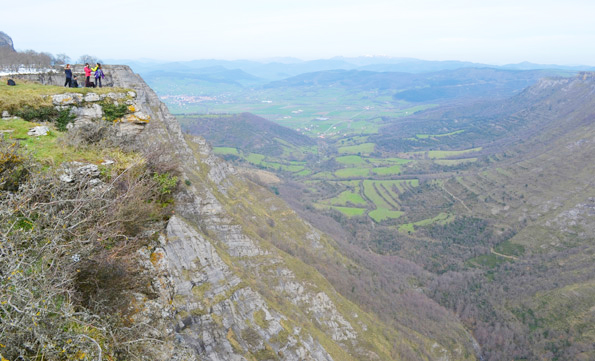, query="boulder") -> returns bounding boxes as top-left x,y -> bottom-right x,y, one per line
59,161 -> 101,183
28,126 -> 50,136
121,111 -> 150,124
83,93 -> 101,102
52,93 -> 82,106
103,92 -> 126,100
117,122 -> 146,136
71,104 -> 103,120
